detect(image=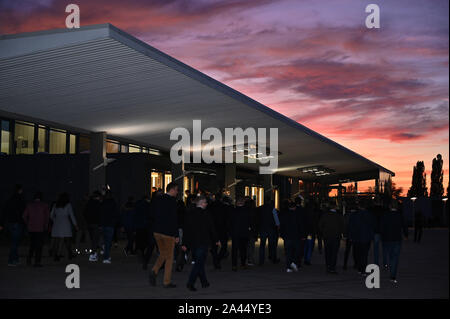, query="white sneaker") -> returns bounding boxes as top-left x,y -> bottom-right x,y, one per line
286,268 -> 294,273
103,258 -> 111,264
89,253 -> 98,262
290,262 -> 298,272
